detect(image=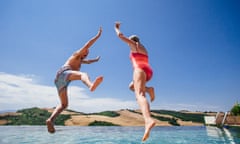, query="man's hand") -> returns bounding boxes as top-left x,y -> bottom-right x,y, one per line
95,56 -> 100,61
115,22 -> 121,29
98,27 -> 102,35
